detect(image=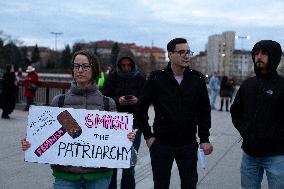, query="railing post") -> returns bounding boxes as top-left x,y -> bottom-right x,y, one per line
62,89 -> 66,94
45,88 -> 50,105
